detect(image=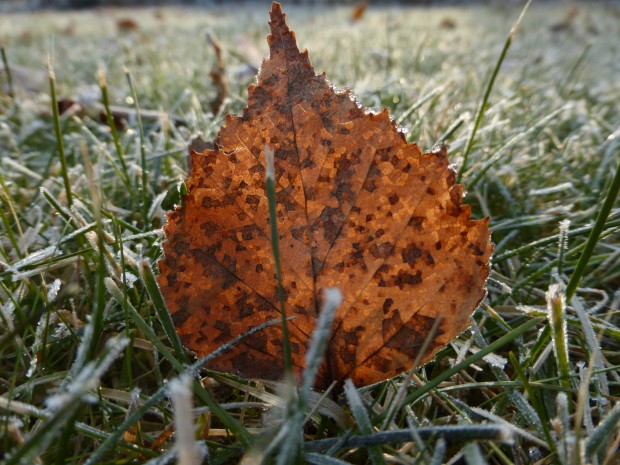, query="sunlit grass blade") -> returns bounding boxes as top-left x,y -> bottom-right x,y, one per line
401,317 -> 542,407
169,374 -> 205,465
396,86 -> 444,126
457,0 -> 533,183
1,47 -> 14,99
105,277 -> 182,371
492,212 -> 620,263
124,68 -> 149,225
81,141 -> 107,361
434,113 -> 466,146
0,173 -> 24,259
300,288 -> 342,399
468,105 -> 566,189
138,258 -> 189,363
546,285 -> 572,394
98,68 -> 131,191
565,153 -> 620,301
264,145 -> 293,379
48,62 -> 73,208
